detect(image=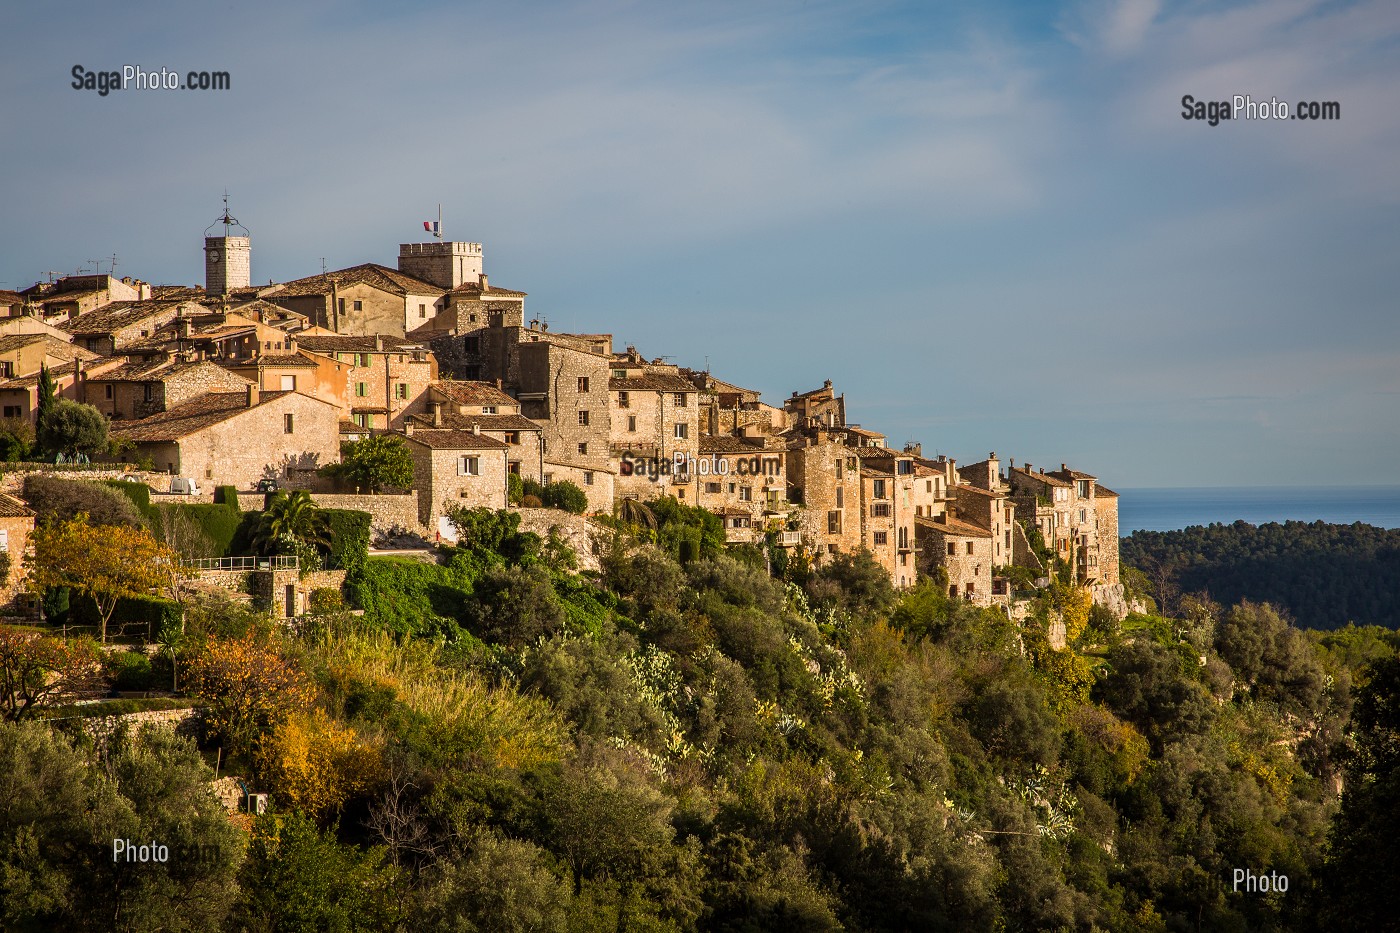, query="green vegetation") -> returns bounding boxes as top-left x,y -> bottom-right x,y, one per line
321,434 -> 415,492
5,503 -> 1397,931
37,398 -> 109,460
522,477 -> 590,514
1123,520 -> 1400,628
